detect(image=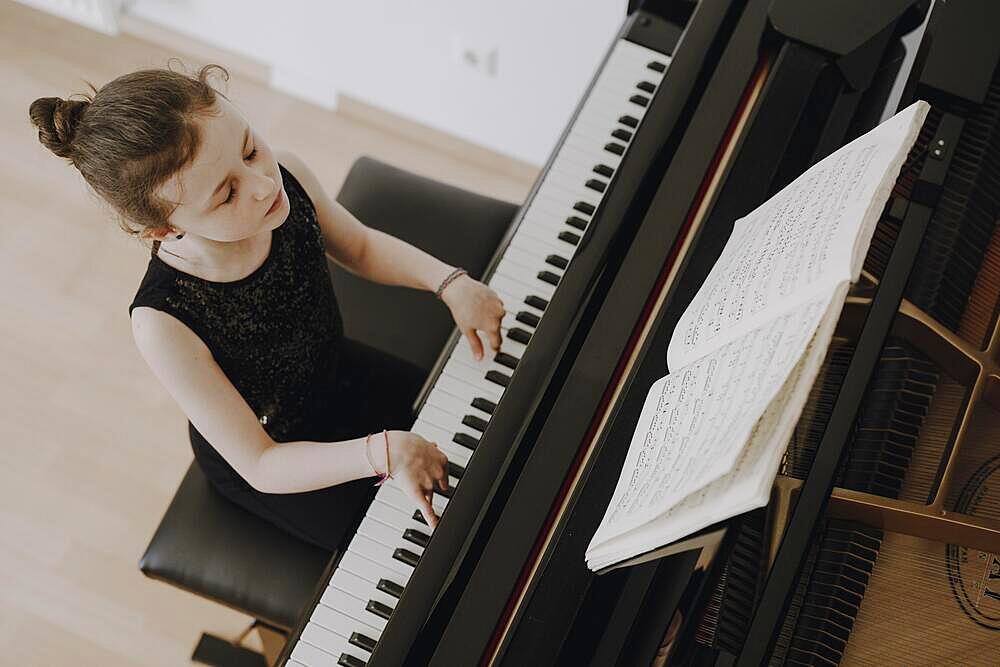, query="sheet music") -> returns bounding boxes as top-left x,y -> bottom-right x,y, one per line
587,283 -> 845,570
666,101 -> 929,371
588,288 -> 844,553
